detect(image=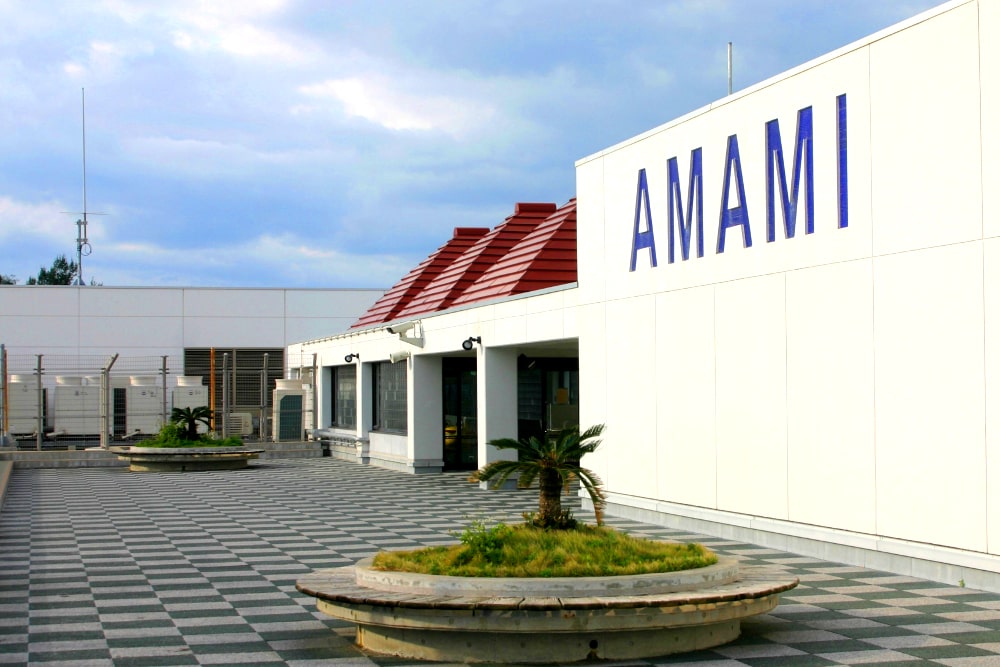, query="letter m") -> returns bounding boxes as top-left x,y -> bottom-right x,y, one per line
667,148 -> 703,263
766,106 -> 814,242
